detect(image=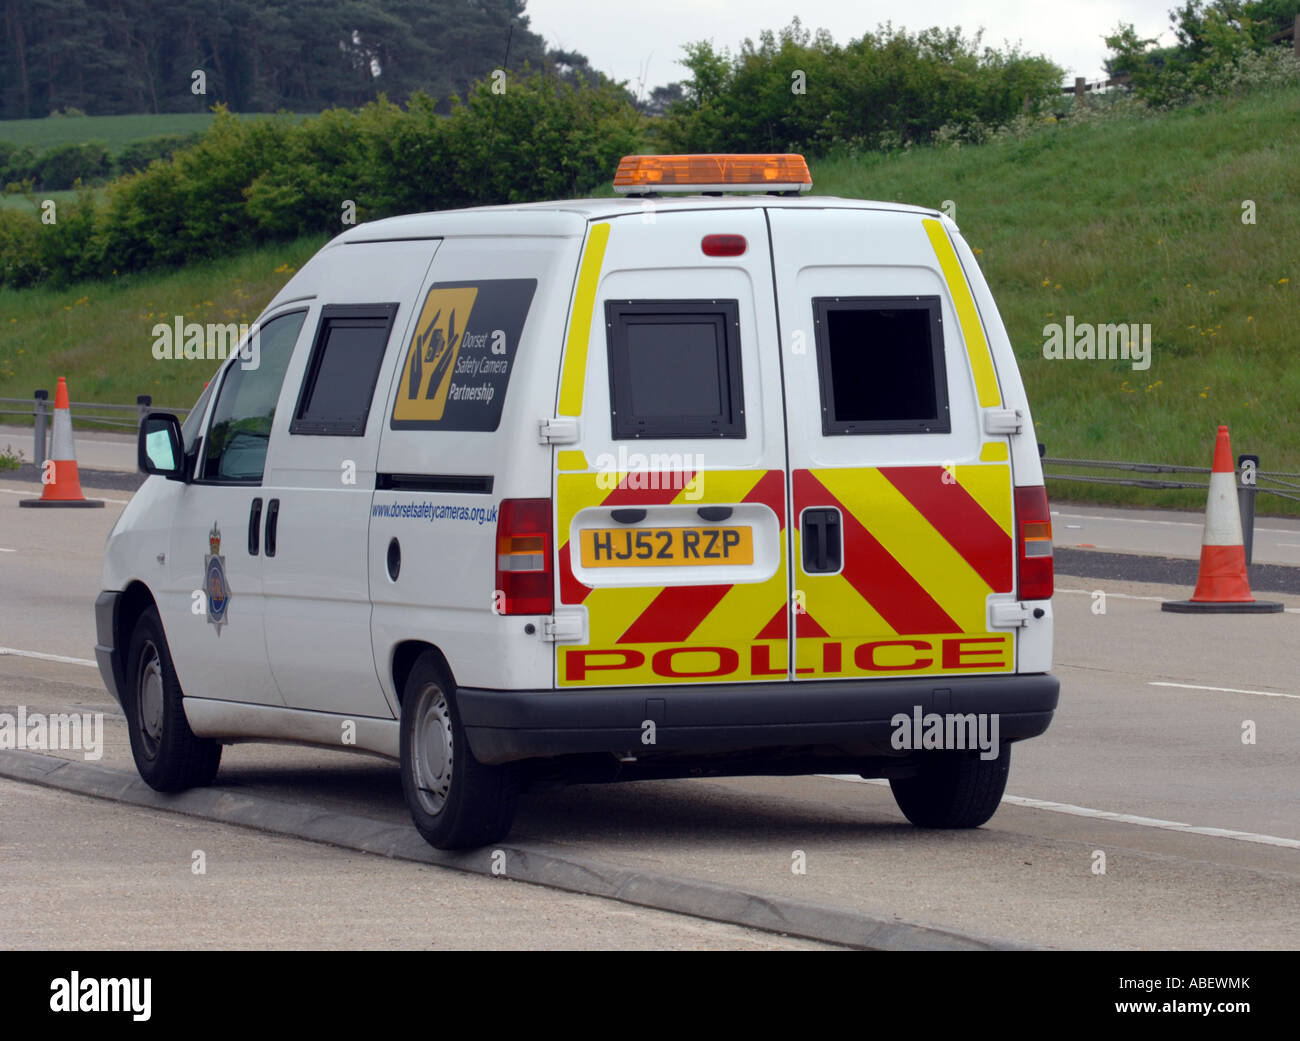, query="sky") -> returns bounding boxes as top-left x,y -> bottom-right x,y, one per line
522,0 -> 1183,96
